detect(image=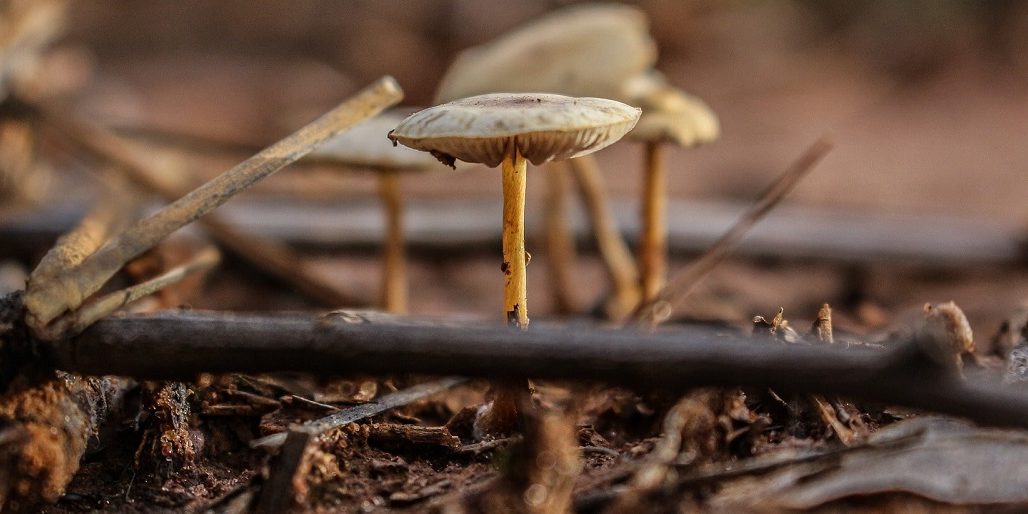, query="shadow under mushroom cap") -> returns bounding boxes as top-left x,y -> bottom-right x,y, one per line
388,93 -> 640,167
